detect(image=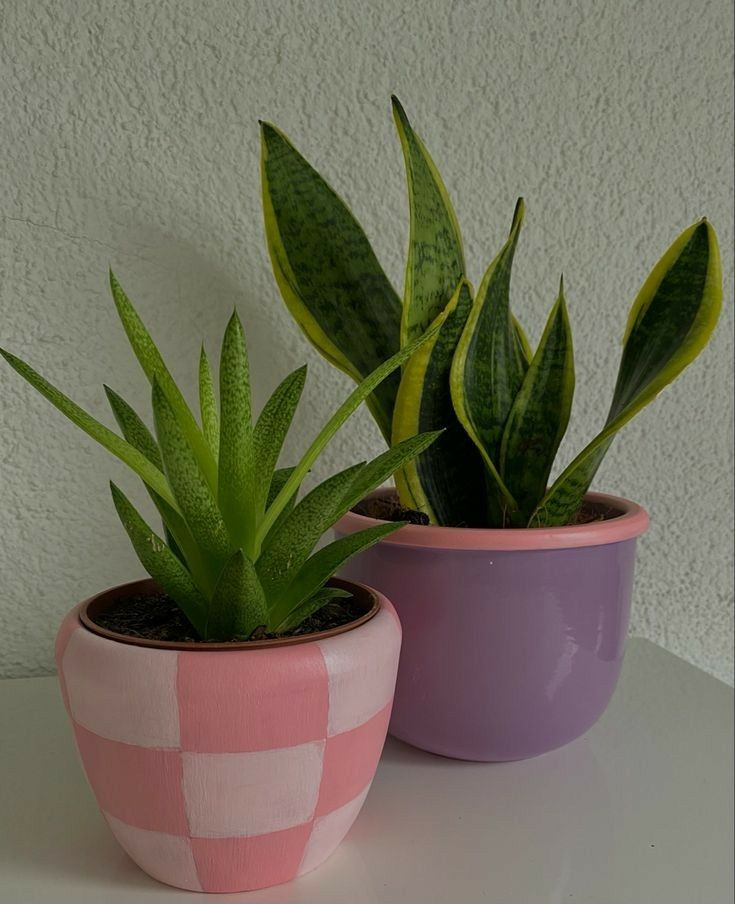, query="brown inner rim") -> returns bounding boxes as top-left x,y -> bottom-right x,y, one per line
80,577 -> 379,651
